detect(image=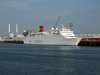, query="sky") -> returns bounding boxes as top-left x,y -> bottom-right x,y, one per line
0,0 -> 100,37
